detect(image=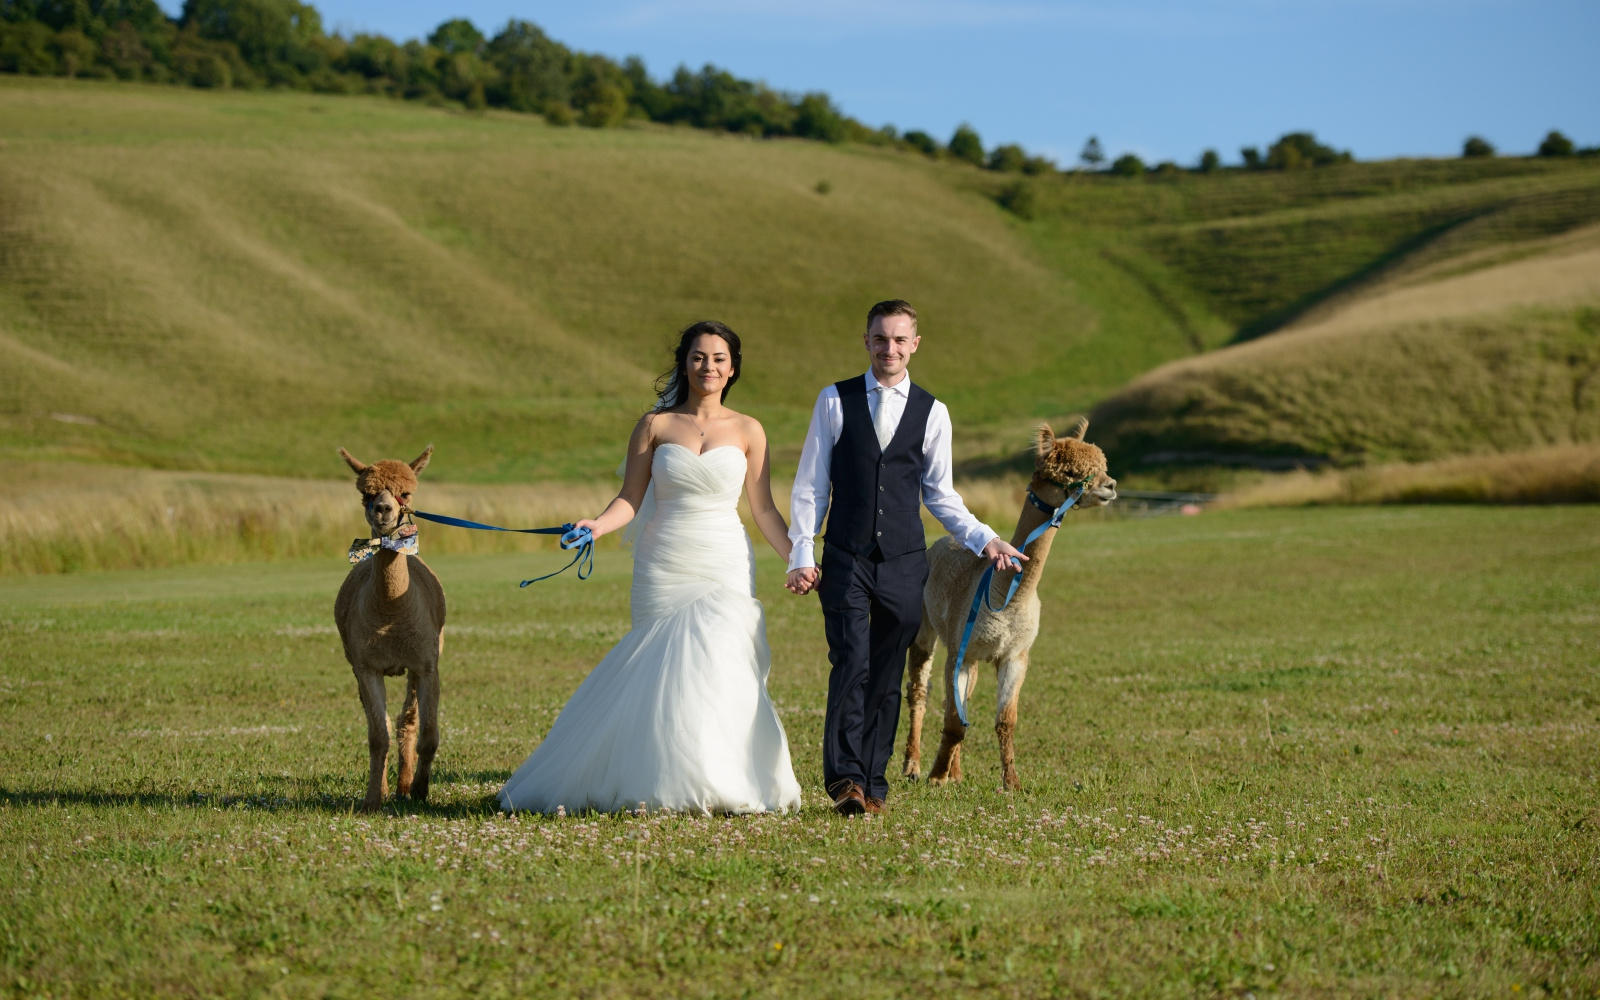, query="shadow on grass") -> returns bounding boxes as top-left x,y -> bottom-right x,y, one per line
0,779 -> 506,819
